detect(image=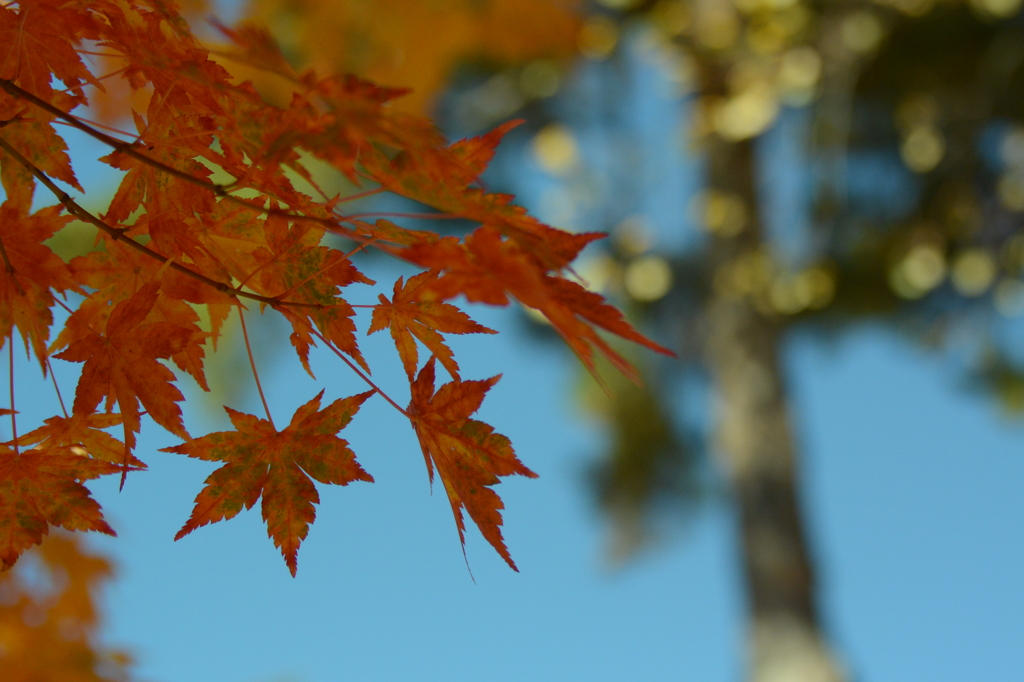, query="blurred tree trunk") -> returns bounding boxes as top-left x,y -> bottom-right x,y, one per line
703,133 -> 846,682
